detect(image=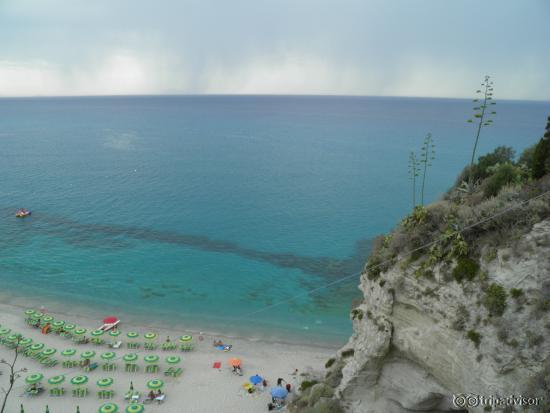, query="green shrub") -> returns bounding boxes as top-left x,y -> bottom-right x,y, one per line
483,163 -> 523,197
510,288 -> 523,299
452,256 -> 479,282
483,283 -> 507,316
341,349 -> 354,358
467,330 -> 482,348
299,380 -> 319,392
325,358 -> 335,369
532,116 -> 550,179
